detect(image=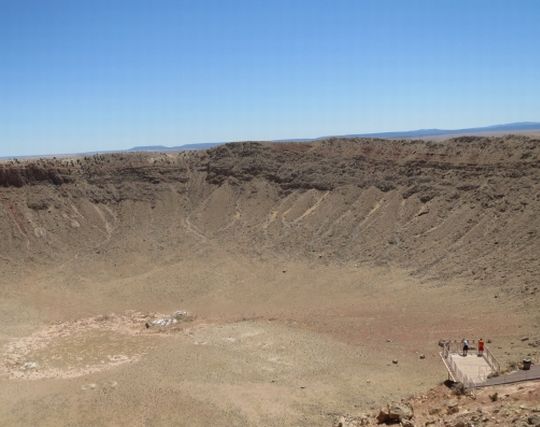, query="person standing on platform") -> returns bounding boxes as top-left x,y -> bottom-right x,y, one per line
462,338 -> 469,356
478,338 -> 485,356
